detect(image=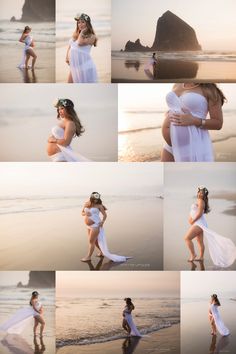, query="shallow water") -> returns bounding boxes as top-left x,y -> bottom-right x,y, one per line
56,297 -> 180,347
112,51 -> 236,82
